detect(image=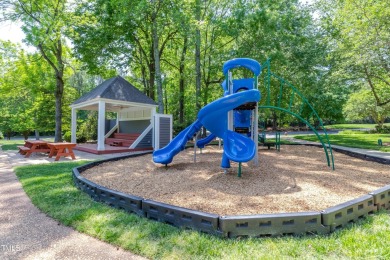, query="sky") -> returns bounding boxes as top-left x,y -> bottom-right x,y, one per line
0,22 -> 37,52
0,22 -> 25,44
